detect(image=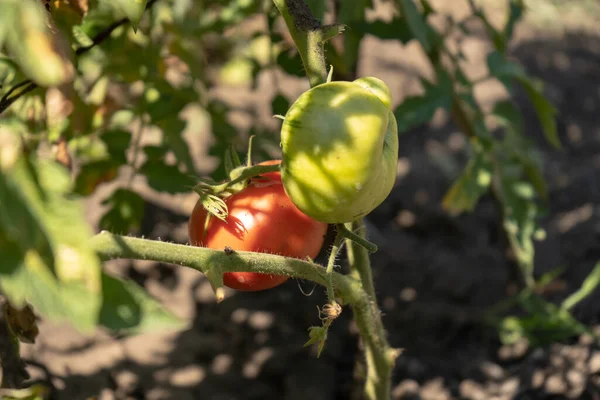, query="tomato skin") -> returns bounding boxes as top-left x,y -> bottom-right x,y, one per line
280,78 -> 398,223
189,161 -> 328,291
